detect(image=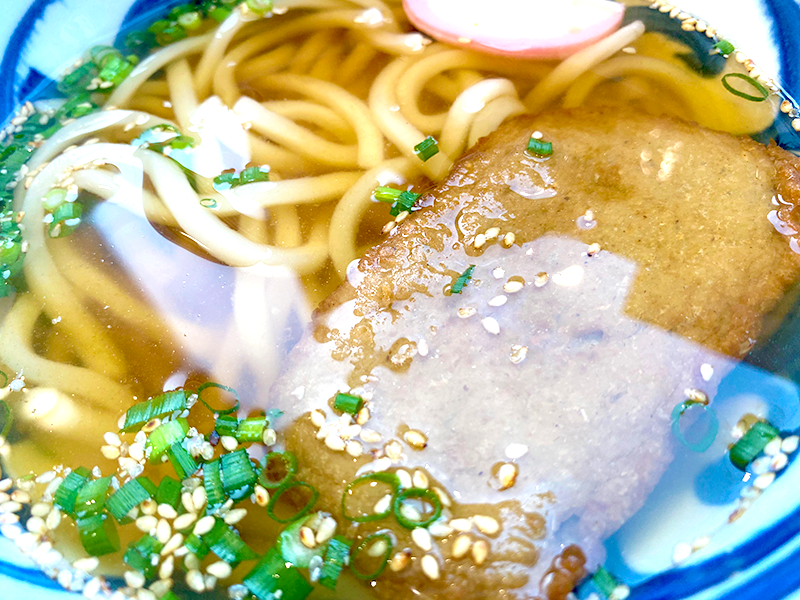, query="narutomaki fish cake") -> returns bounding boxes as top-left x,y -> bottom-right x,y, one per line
268,108 -> 800,600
